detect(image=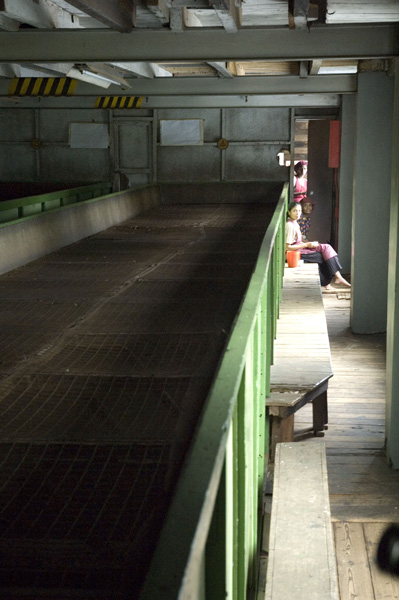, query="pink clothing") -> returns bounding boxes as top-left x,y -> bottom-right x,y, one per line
285,219 -> 337,260
293,176 -> 307,202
